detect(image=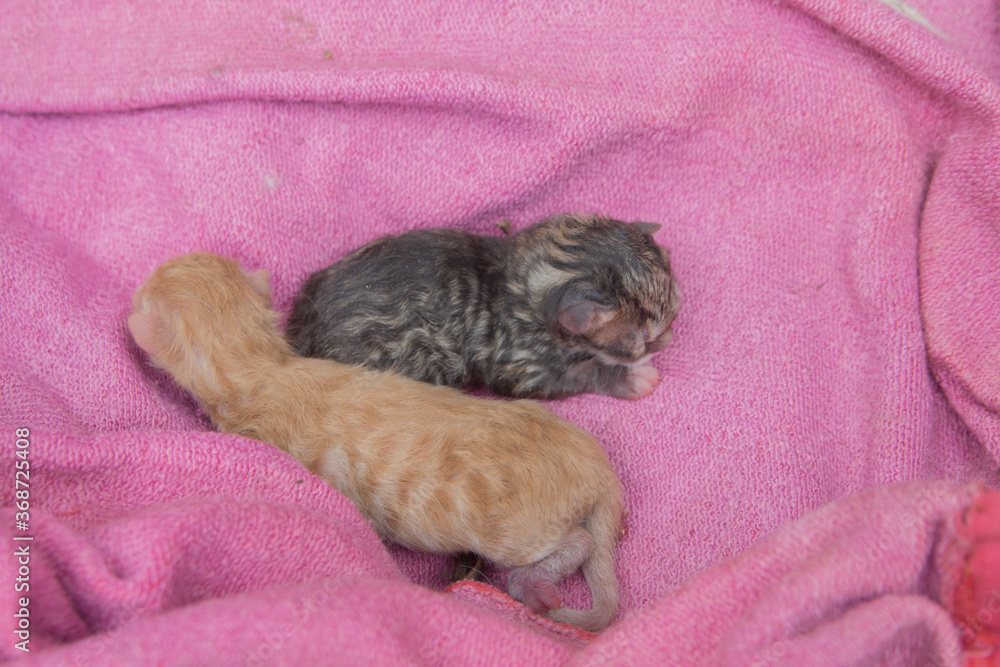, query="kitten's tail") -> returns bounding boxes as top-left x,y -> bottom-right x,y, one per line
546,492 -> 622,632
